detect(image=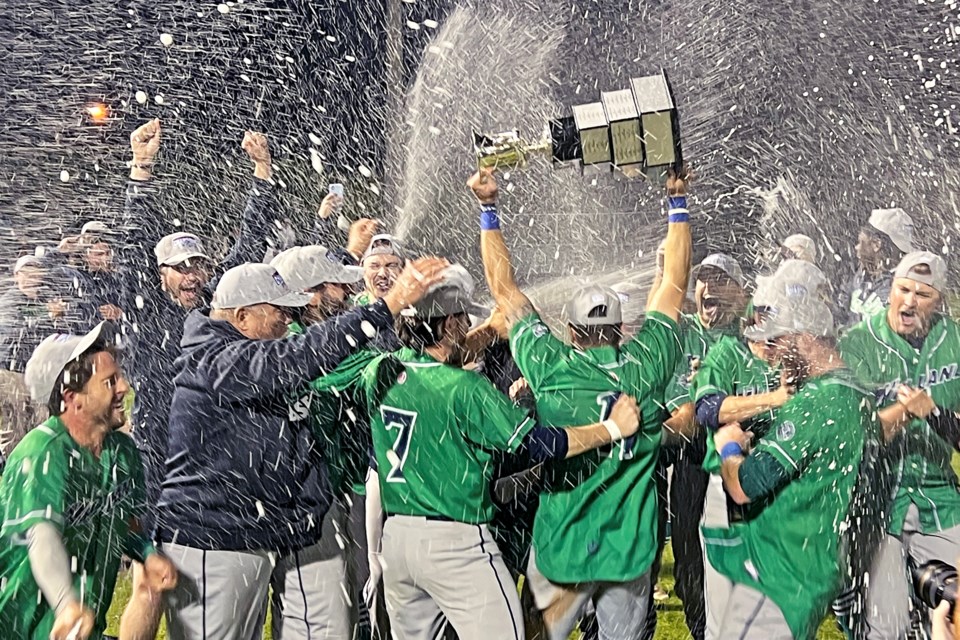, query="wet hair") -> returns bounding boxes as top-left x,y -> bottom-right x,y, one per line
46,344 -> 118,417
396,314 -> 464,351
